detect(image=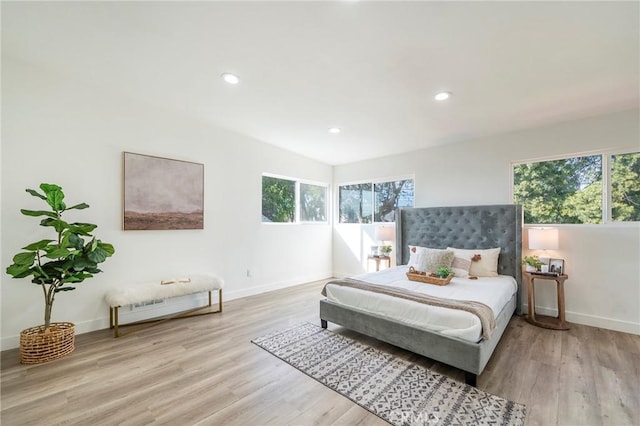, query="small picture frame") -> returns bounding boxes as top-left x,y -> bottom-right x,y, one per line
549,258 -> 565,275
